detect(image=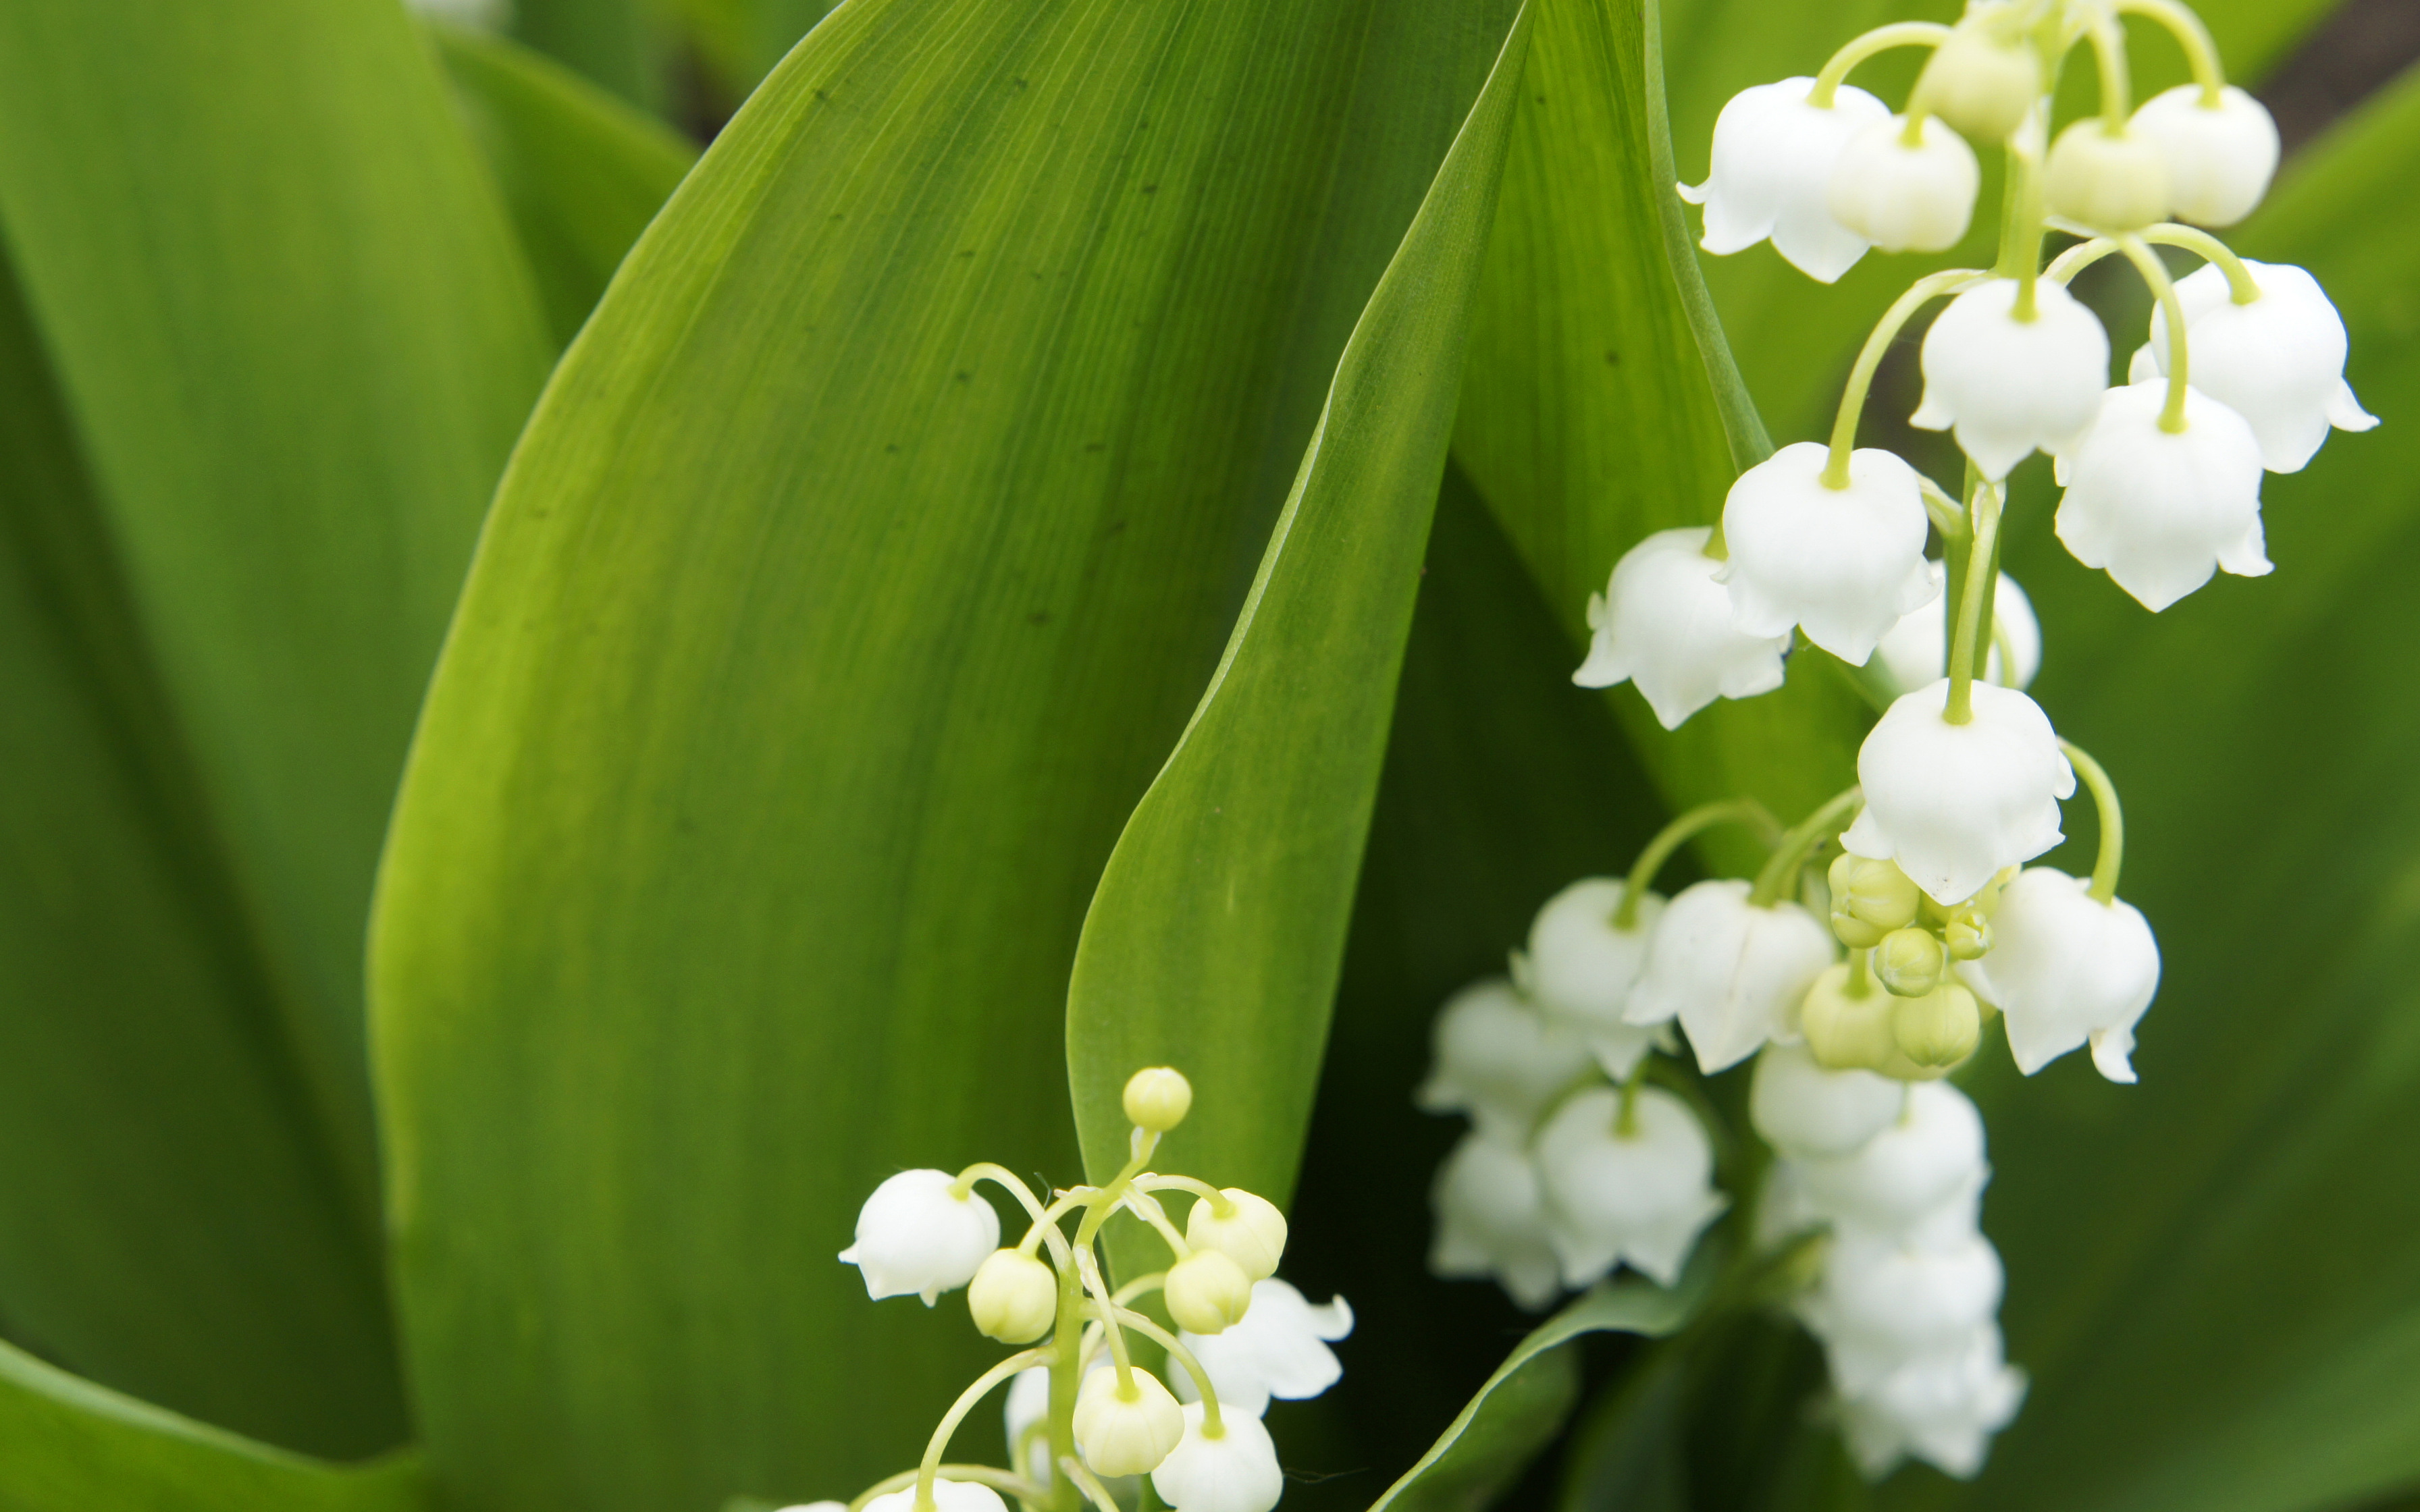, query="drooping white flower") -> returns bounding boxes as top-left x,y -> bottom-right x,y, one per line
1174,1280 -> 1352,1418
1679,78 -> 1889,282
2138,259 -> 2380,472
2128,84 -> 2280,227
1842,680 -> 2074,907
2054,380 -> 2269,610
862,1480 -> 1009,1512
1749,1042 -> 1903,1160
839,1169 -> 1001,1305
1151,1405 -> 1284,1512
1627,880 -> 1836,1072
1717,442 -> 1939,664
1414,978 -> 1592,1140
1574,527 -> 1790,730
1962,868 -> 2159,1082
1517,878 -> 1664,1076
1074,1364 -> 1186,1477
1534,1086 -> 1729,1287
1795,1081 -> 1987,1236
1910,277 -> 2111,479
1837,1326 -> 2028,1479
1828,115 -> 1981,254
1873,572 -> 2039,693
1804,1228 -> 2005,1393
1430,1129 -> 1564,1312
